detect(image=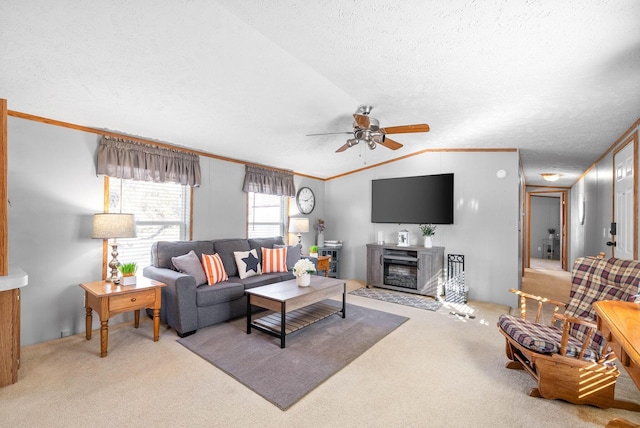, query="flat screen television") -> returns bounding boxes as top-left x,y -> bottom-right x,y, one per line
371,173 -> 454,224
